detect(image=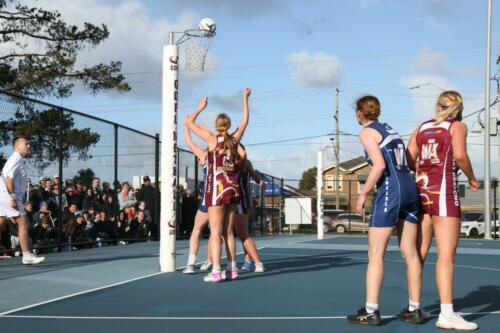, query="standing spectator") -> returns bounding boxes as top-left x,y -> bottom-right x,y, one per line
73,181 -> 84,209
137,175 -> 159,239
53,174 -> 60,187
49,183 -> 62,212
29,186 -> 43,213
82,188 -> 99,211
63,185 -> 78,207
91,177 -> 103,206
102,181 -> 113,197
